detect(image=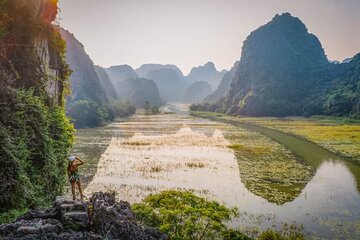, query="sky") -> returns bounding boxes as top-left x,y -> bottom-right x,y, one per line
58,0 -> 360,74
